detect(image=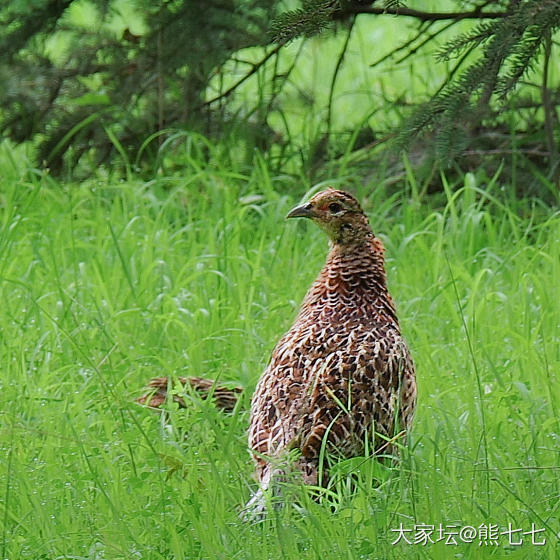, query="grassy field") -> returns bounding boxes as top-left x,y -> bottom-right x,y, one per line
1,142 -> 559,559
